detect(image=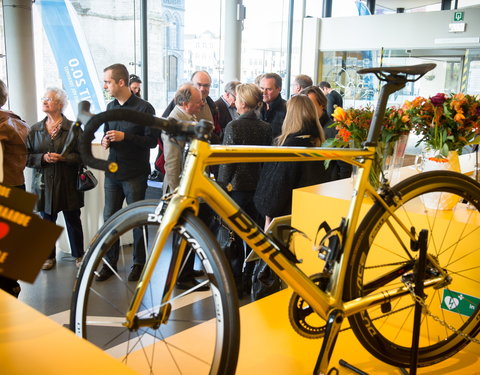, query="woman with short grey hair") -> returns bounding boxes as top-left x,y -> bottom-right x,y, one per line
26,87 -> 85,270
44,86 -> 68,111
